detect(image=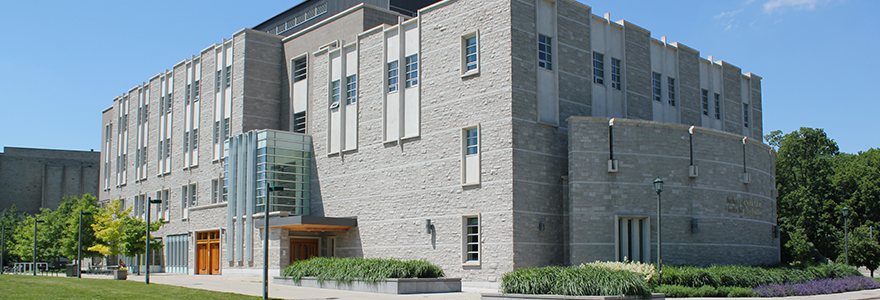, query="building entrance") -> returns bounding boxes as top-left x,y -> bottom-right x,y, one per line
290,239 -> 318,262
196,231 -> 221,274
